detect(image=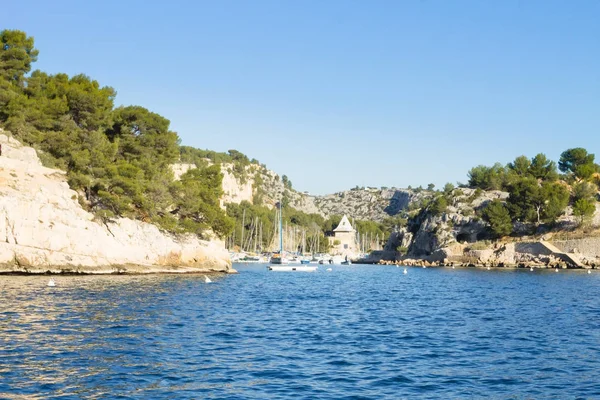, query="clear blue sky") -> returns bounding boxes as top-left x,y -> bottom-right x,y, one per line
2,0 -> 599,194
